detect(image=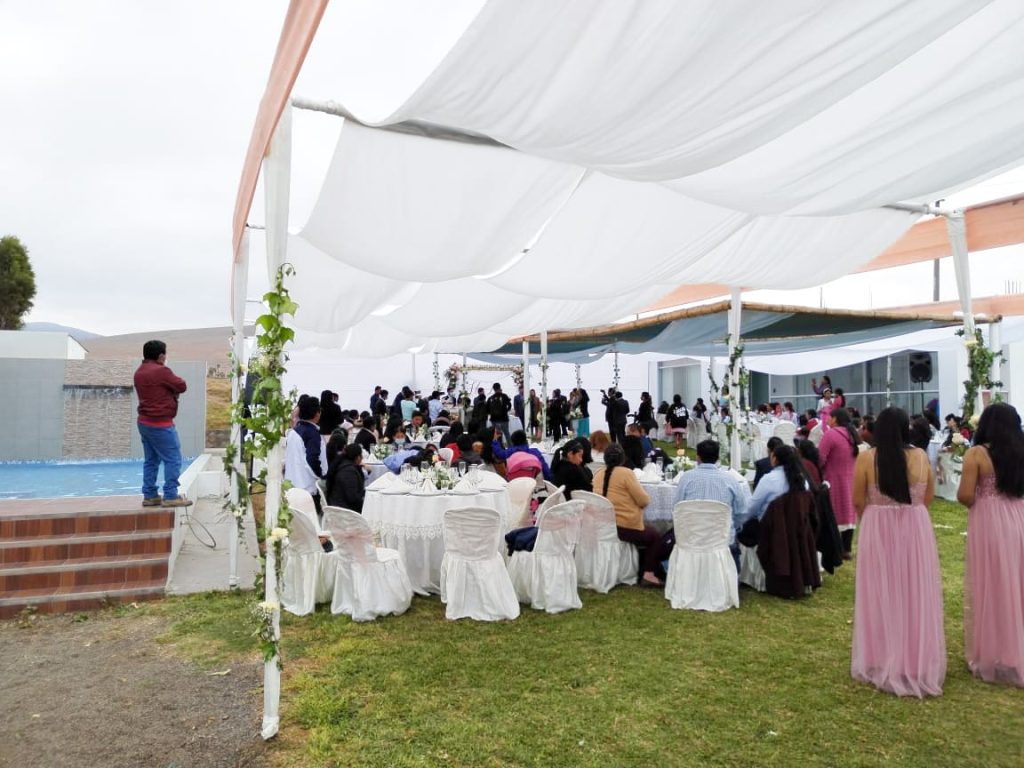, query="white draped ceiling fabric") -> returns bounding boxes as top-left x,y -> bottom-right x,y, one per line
244,0 -> 1024,360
